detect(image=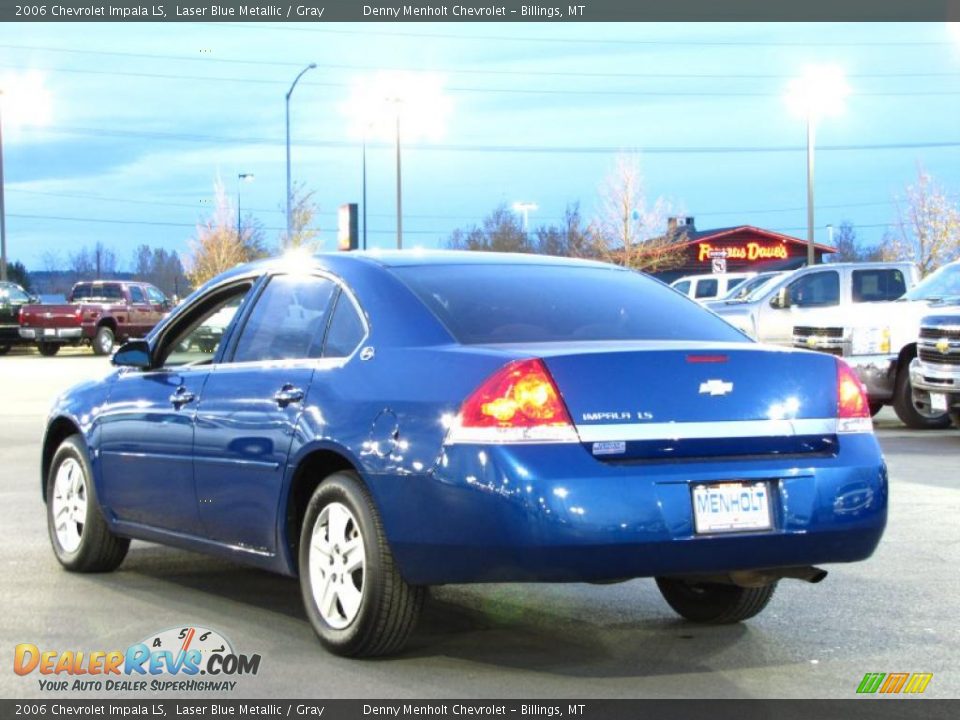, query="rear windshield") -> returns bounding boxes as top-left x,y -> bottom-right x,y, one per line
71,283 -> 123,302
392,264 -> 748,345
